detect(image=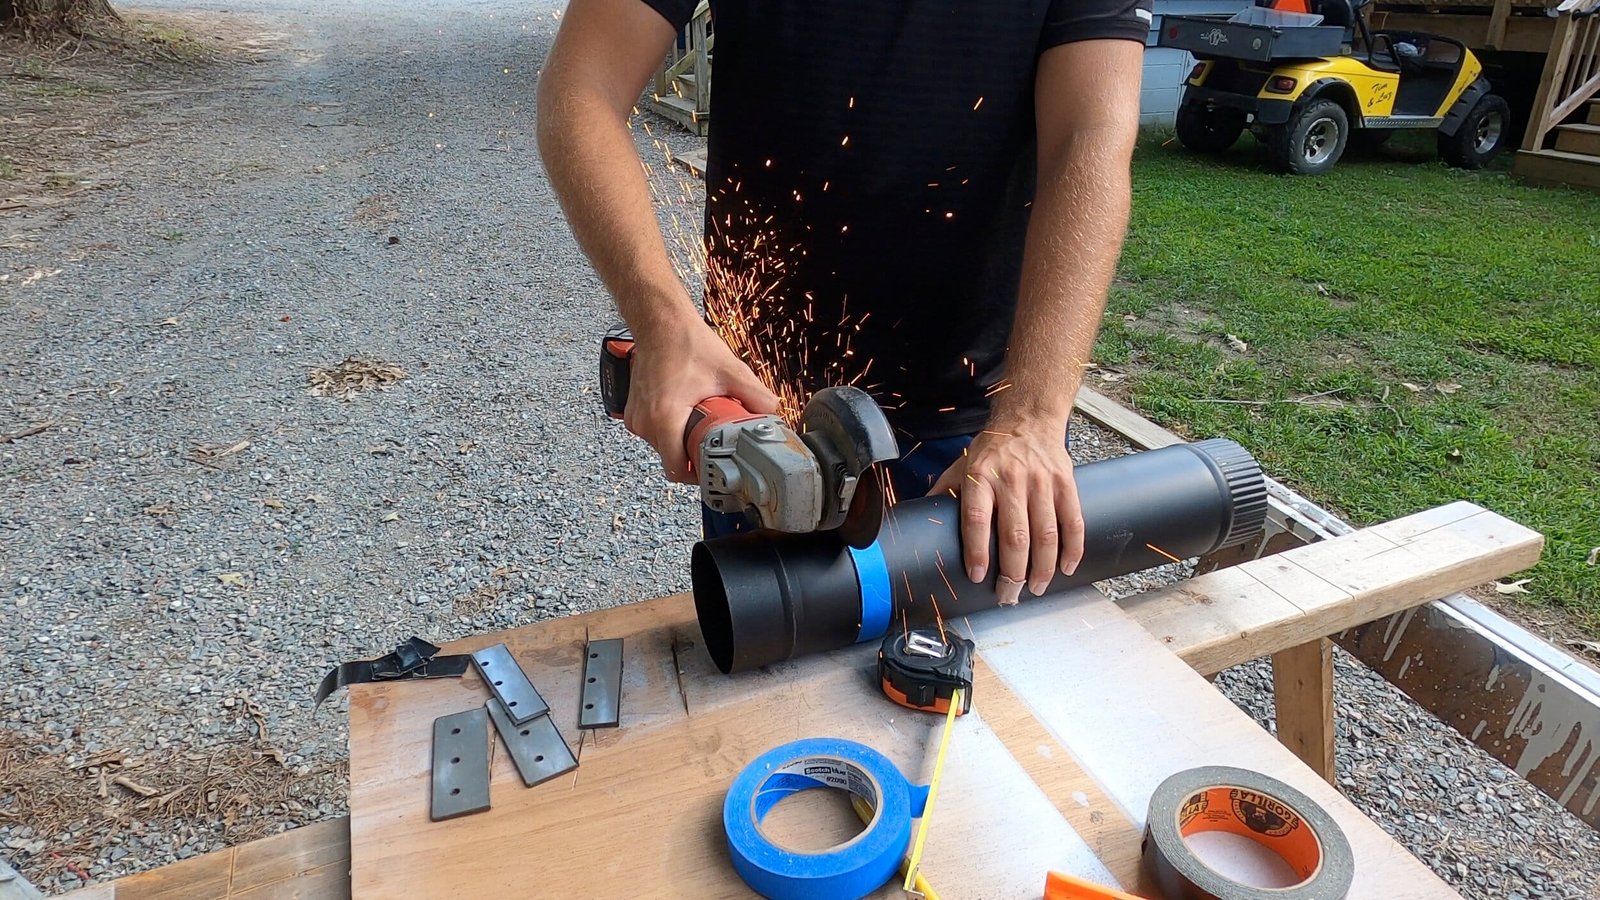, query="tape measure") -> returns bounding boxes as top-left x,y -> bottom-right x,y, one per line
877,628 -> 974,715
1142,766 -> 1355,899
723,737 -> 929,900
